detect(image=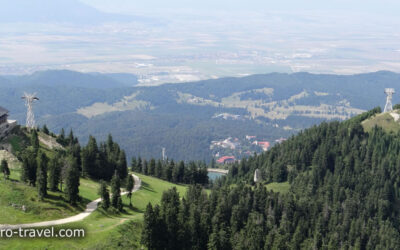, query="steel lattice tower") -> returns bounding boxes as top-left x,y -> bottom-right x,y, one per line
384,88 -> 395,113
22,93 -> 39,129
